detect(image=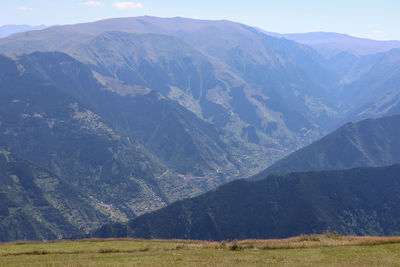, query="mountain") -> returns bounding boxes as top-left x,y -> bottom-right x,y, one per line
2,16 -> 400,241
0,52 -> 170,218
263,32 -> 400,118
351,90 -> 400,121
0,48 -> 272,227
319,48 -> 400,121
256,115 -> 400,178
91,164 -> 400,240
3,18 -> 400,138
14,51 -> 264,177
266,31 -> 400,58
0,24 -> 47,38
0,50 -> 245,225
340,49 -> 400,110
0,16 -> 343,153
0,148 -> 111,241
